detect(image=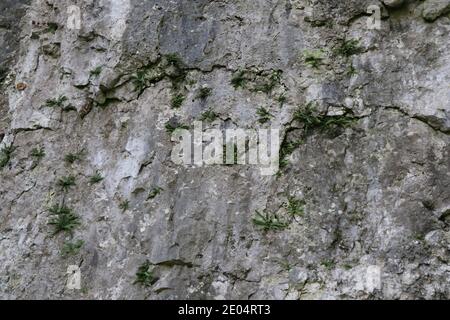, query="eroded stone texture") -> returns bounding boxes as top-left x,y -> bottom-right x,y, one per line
422,0 -> 450,21
0,0 -> 449,299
